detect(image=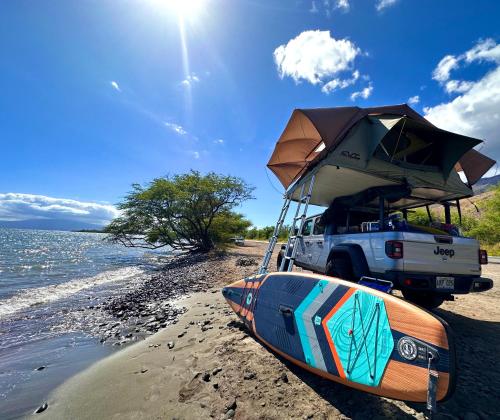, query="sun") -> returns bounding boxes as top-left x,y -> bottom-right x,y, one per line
165,0 -> 206,19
